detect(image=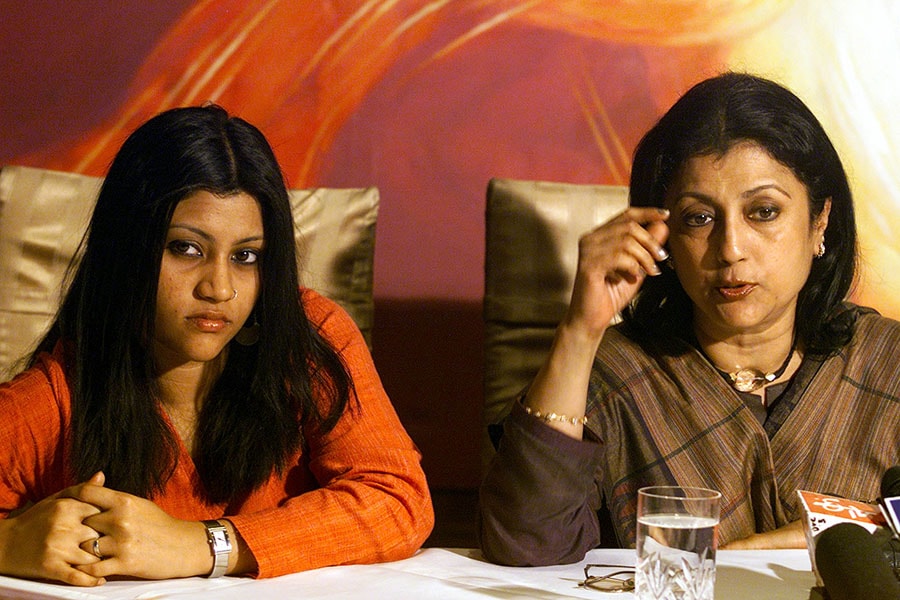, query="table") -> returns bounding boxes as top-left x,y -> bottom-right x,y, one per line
0,548 -> 821,599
